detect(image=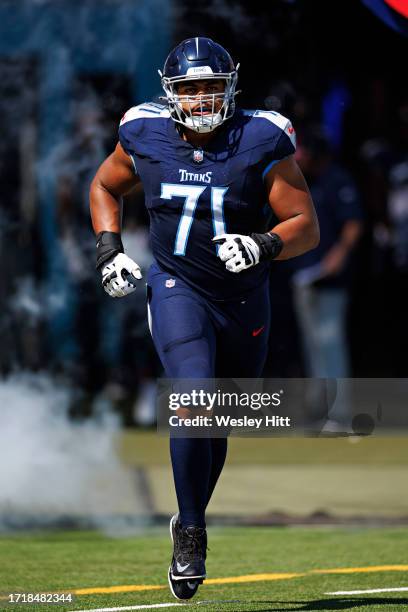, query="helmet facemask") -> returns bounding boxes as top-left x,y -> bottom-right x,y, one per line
160,70 -> 239,133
